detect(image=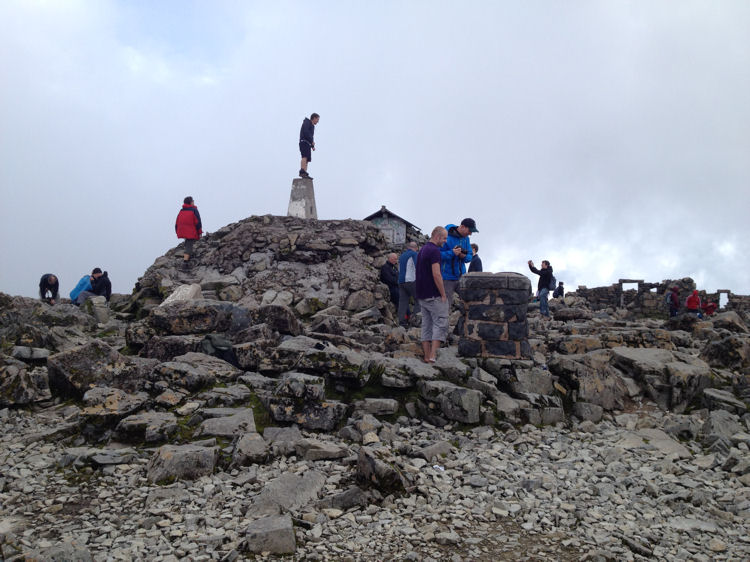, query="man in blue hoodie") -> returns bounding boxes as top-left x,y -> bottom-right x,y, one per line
440,218 -> 478,304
